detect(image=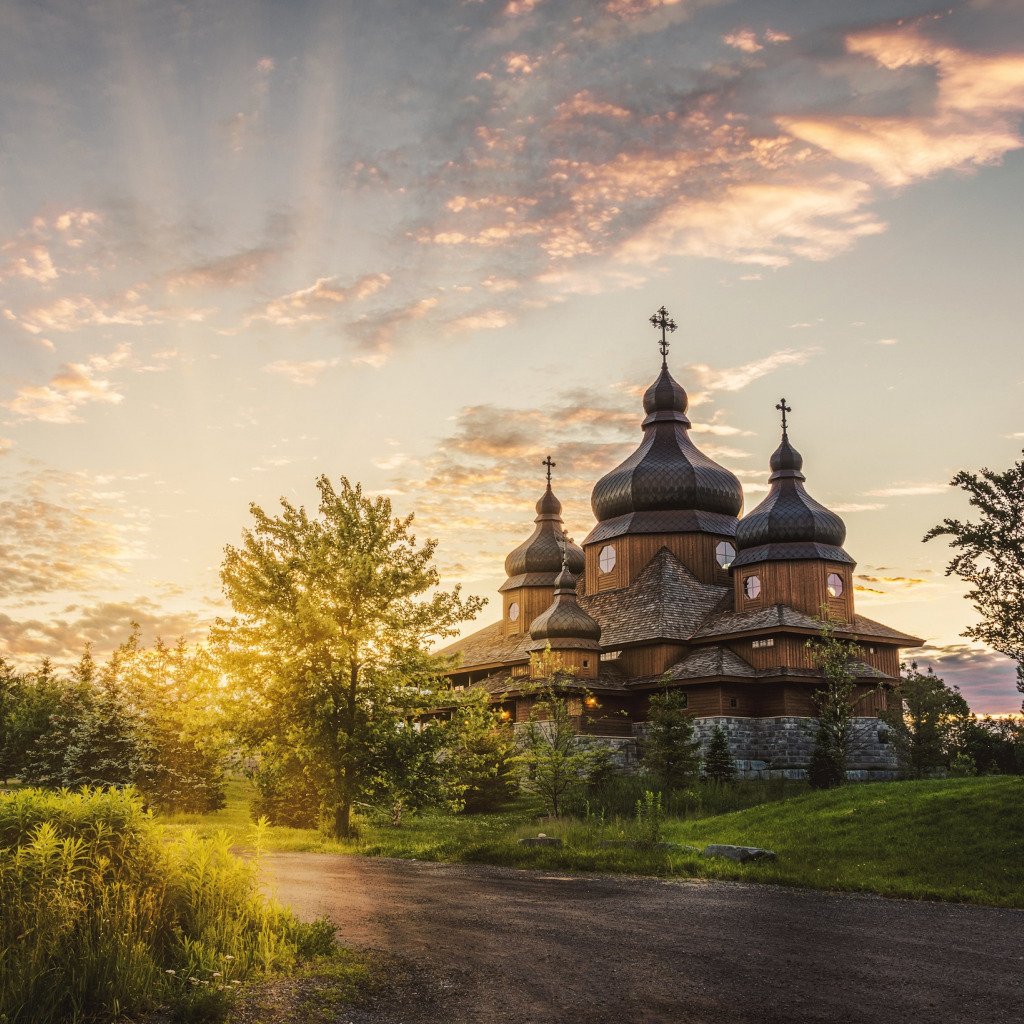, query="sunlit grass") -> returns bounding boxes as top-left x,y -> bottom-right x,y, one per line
159,775 -> 1024,908
0,787 -> 352,1024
